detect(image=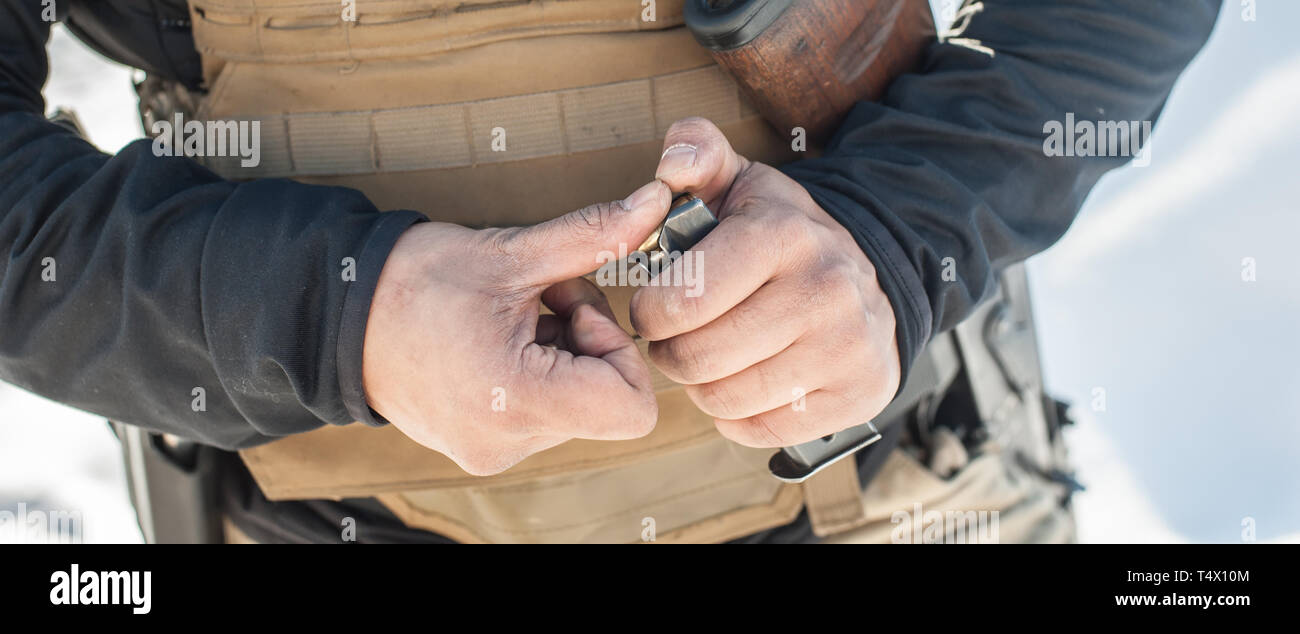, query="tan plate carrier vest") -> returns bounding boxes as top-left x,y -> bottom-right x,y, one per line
186,0 -> 880,543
